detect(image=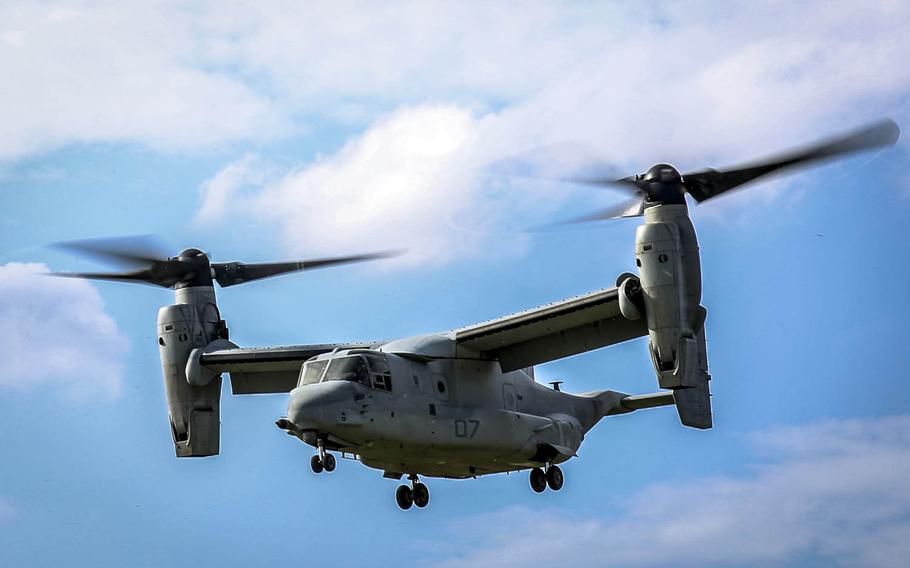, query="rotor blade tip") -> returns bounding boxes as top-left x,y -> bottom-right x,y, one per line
378,248 -> 408,258
882,118 -> 900,145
